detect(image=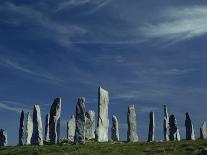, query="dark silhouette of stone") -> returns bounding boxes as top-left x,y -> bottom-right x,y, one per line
185,112 -> 195,140
31,105 -> 43,145
148,111 -> 155,142
0,129 -> 7,146
200,121 -> 207,139
169,115 -> 180,141
45,113 -> 50,142
127,105 -> 138,142
19,110 -> 24,146
111,115 -> 119,141
49,97 -> 61,144
96,87 -> 109,142
74,97 -> 86,145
